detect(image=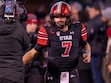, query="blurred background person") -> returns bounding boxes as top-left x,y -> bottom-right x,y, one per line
25,13 -> 44,83
70,1 -> 83,22
86,3 -> 107,83
26,13 -> 38,48
44,15 -> 51,26
70,2 -> 93,83
101,7 -> 111,83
